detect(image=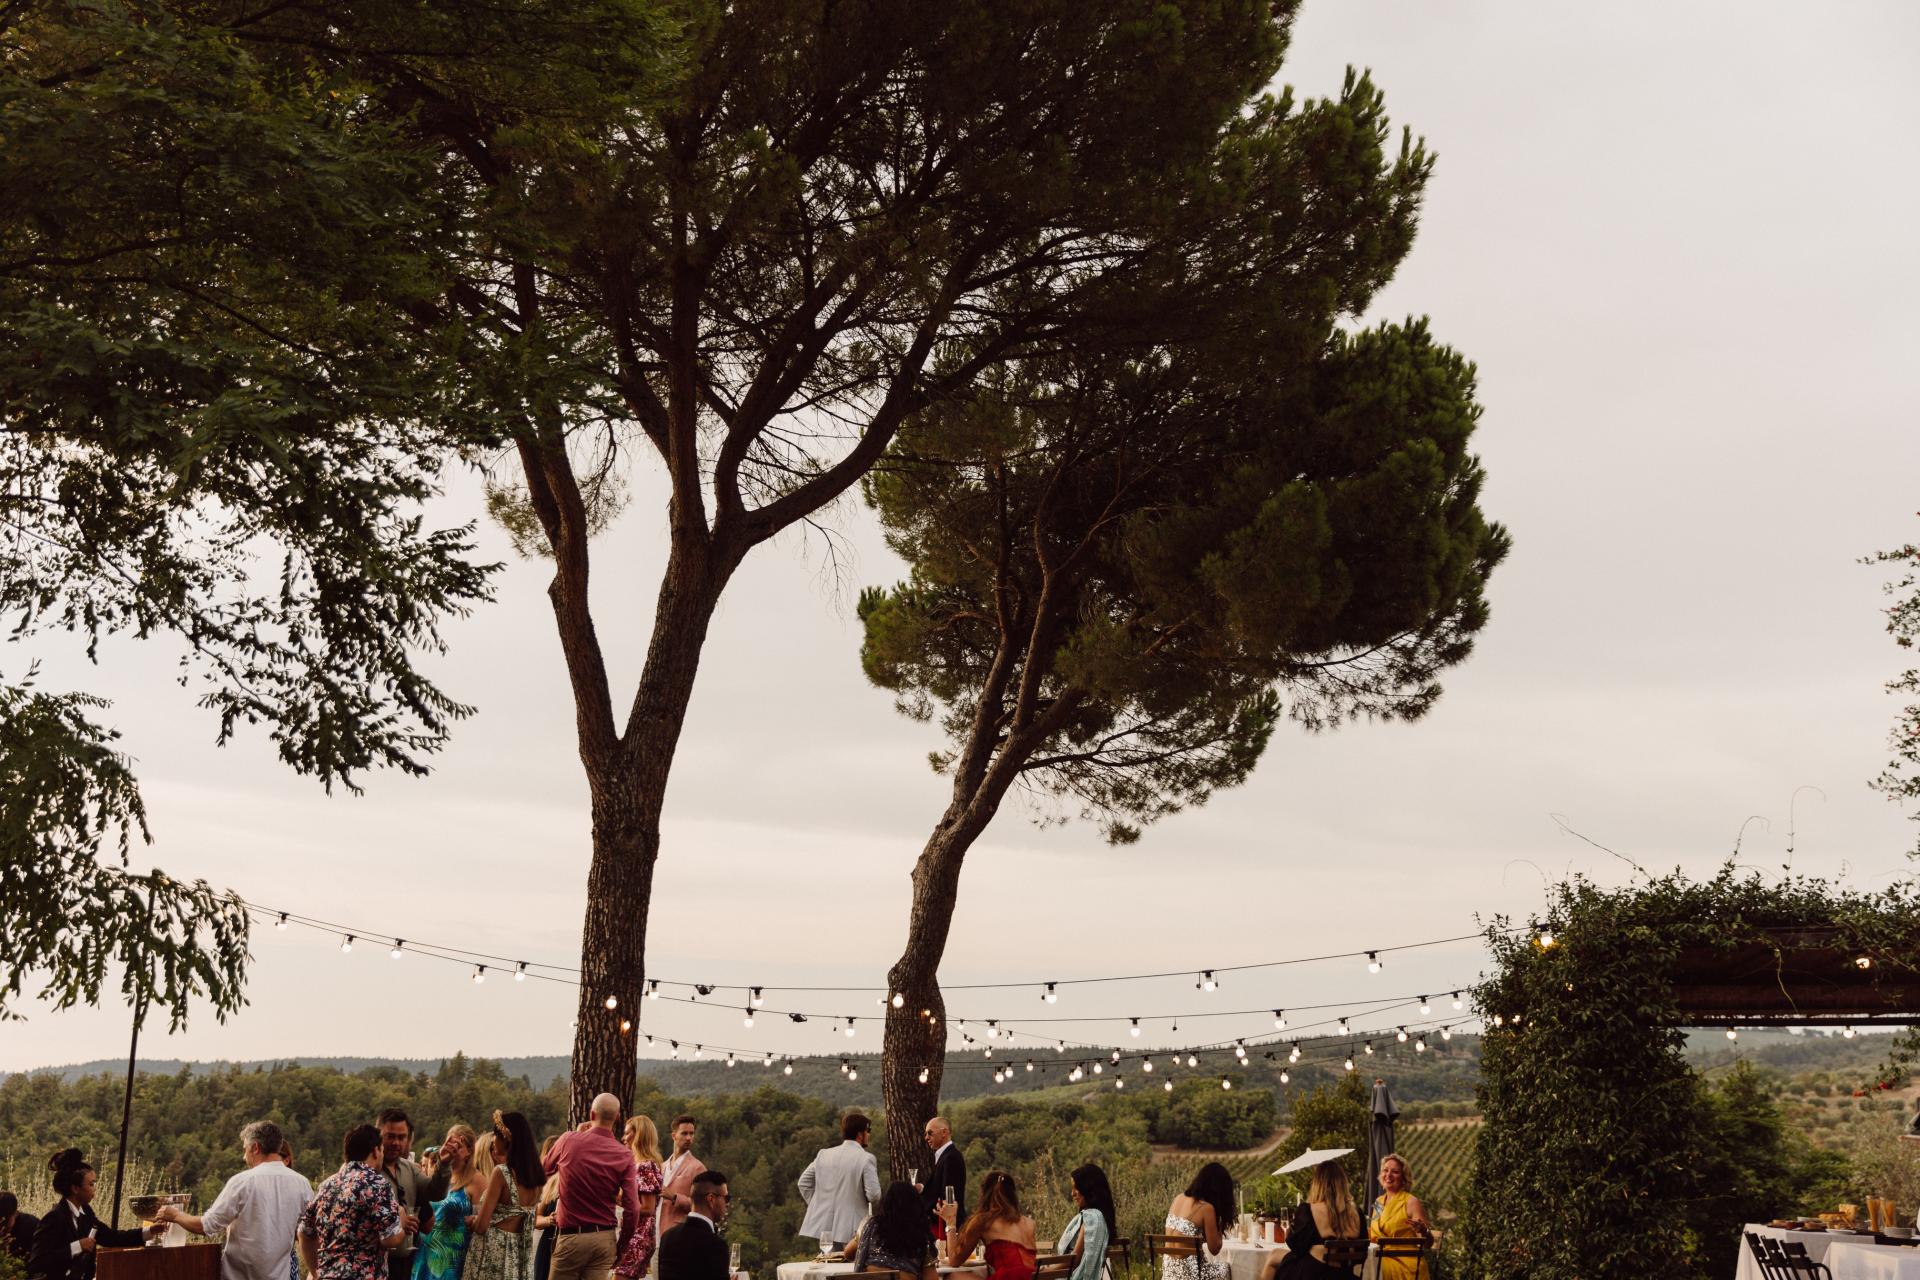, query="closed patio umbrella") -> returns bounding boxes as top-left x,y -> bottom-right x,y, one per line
1366,1078 -> 1399,1217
